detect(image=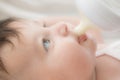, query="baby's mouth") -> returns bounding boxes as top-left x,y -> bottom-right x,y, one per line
78,34 -> 88,44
